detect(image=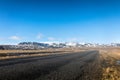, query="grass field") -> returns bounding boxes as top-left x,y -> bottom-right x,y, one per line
100,49 -> 120,80
0,48 -> 85,60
